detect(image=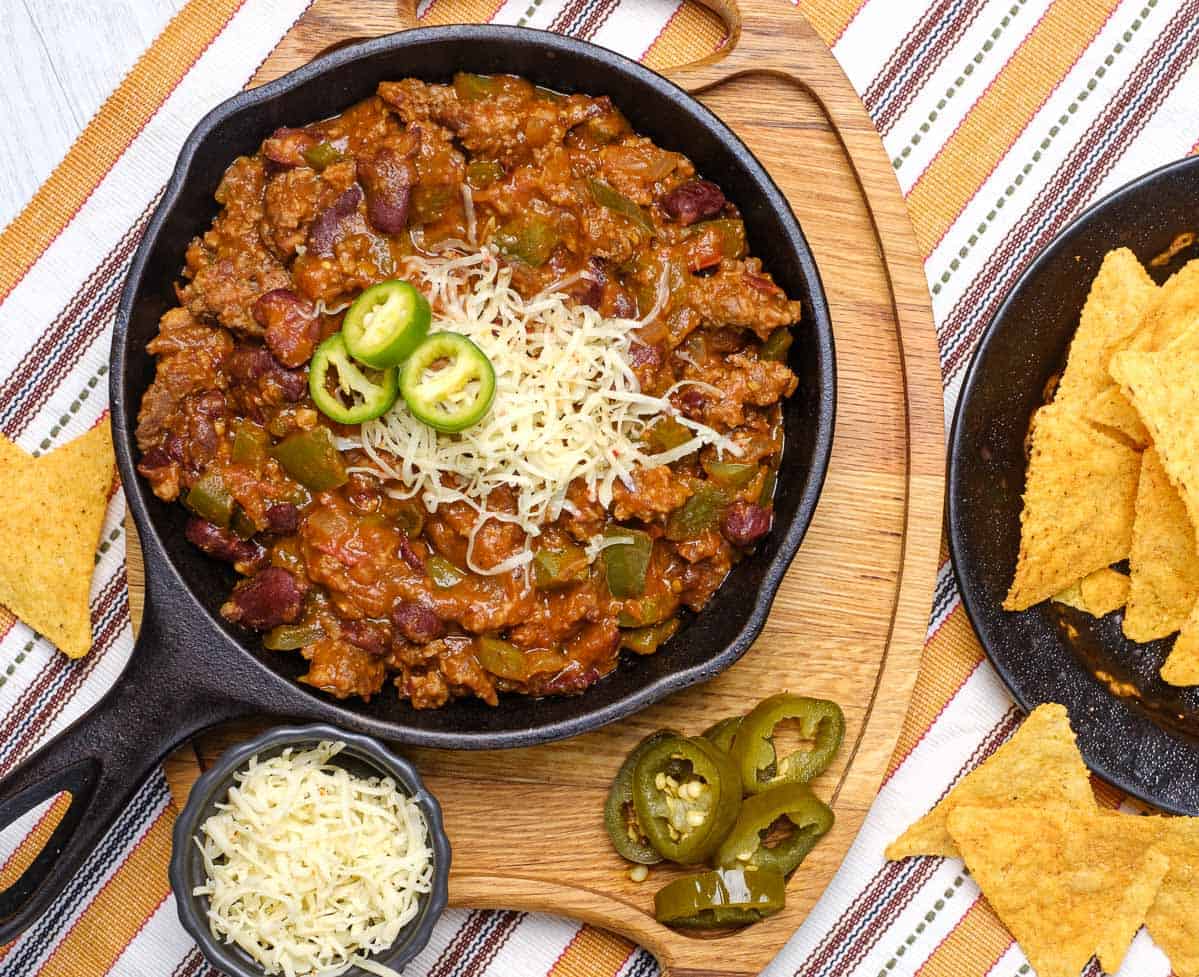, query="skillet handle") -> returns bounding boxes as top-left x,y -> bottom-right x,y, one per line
0,601 -> 250,944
